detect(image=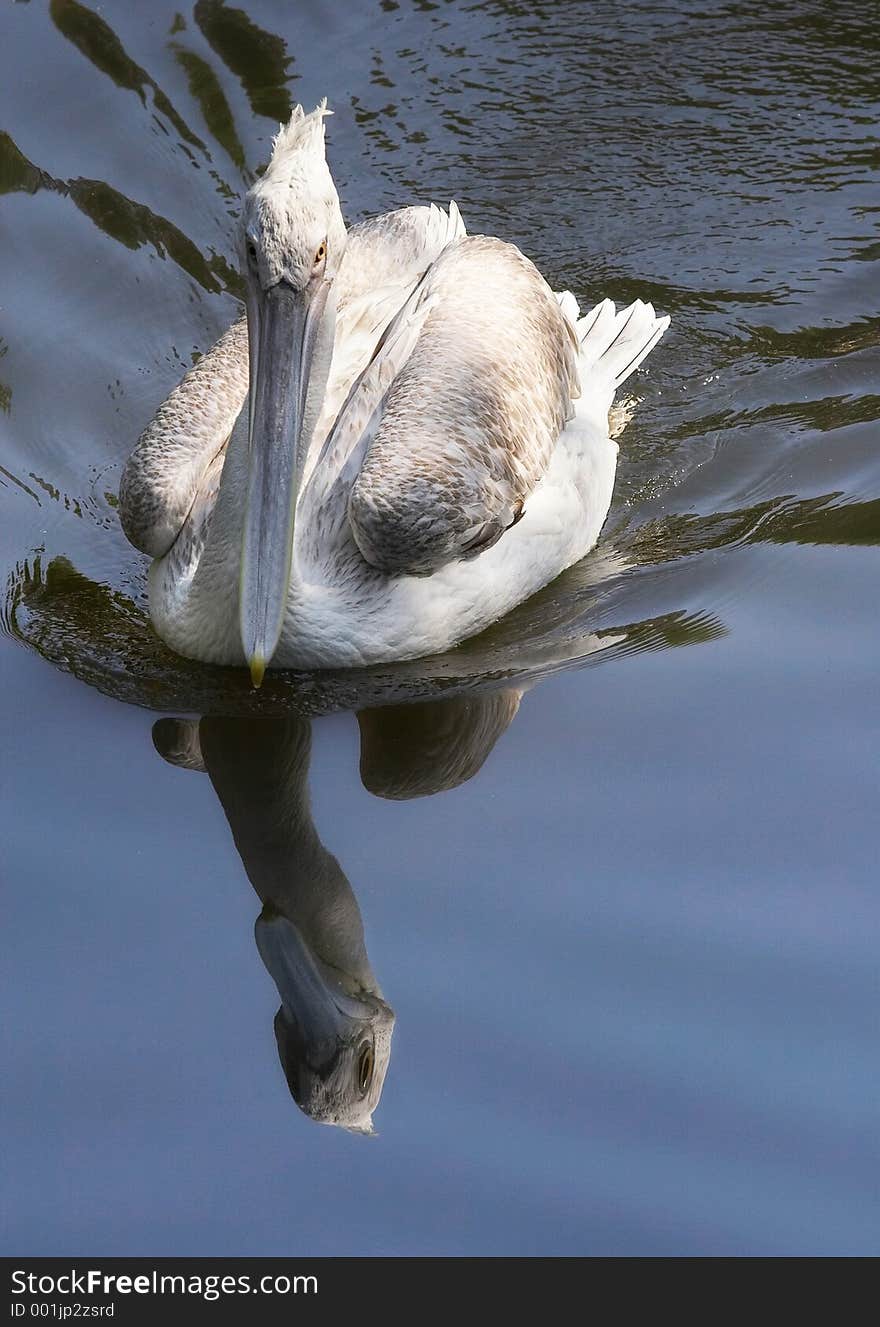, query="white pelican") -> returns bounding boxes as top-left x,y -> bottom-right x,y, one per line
119,101 -> 669,685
